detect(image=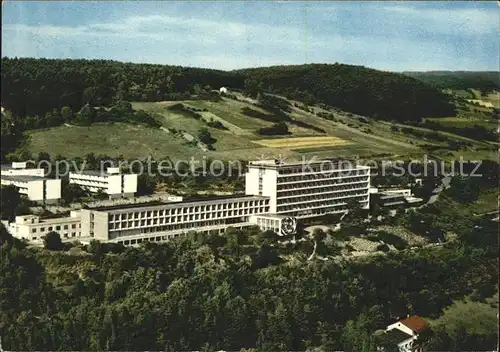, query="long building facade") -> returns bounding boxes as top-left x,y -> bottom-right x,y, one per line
80,195 -> 284,245
245,159 -> 370,218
